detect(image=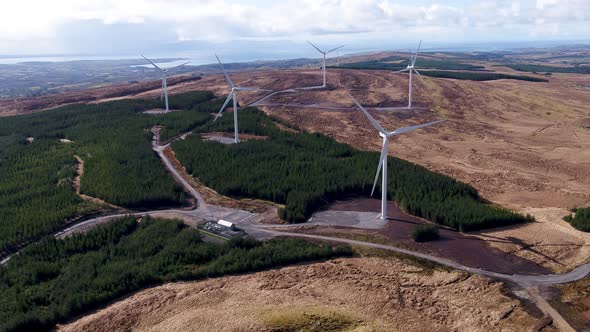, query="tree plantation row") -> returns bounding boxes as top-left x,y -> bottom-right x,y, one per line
335,62 -> 548,82
0,89 -> 532,253
0,140 -> 93,253
337,56 -> 487,71
0,91 -> 223,251
0,217 -> 350,332
173,107 -> 532,231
